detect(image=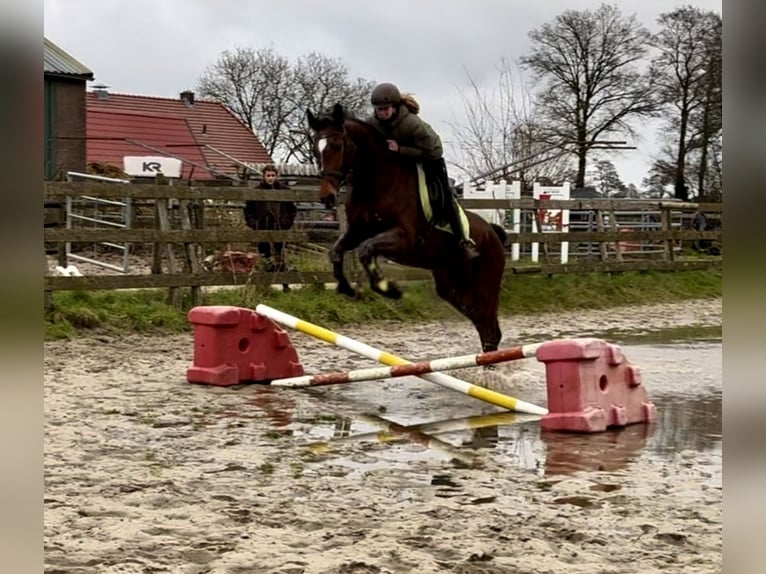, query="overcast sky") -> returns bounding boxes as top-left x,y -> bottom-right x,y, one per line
44,0 -> 721,187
